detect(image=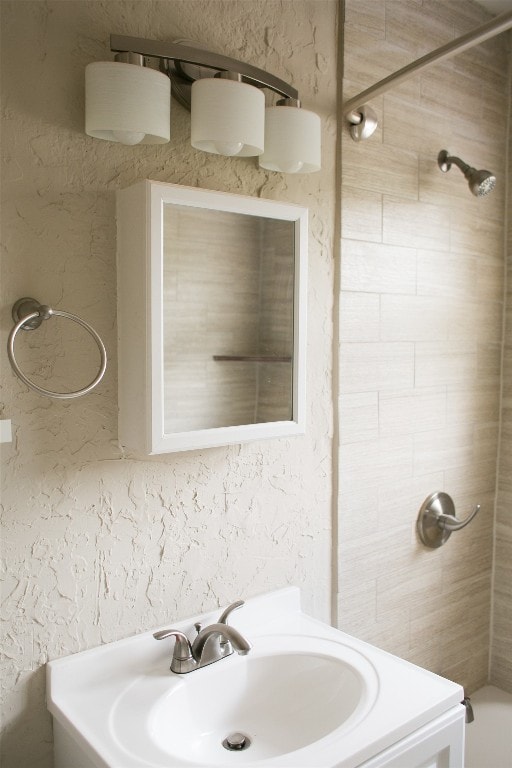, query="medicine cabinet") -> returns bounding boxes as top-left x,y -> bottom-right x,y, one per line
116,180 -> 307,453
